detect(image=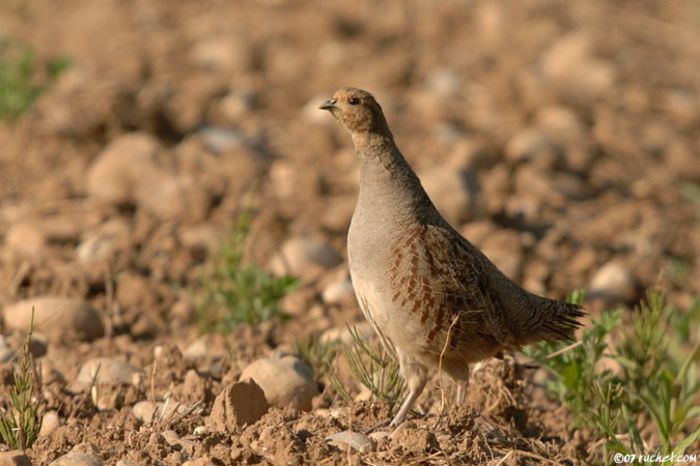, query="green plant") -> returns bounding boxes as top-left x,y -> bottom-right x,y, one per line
528,291 -> 700,465
296,333 -> 338,381
0,309 -> 41,450
0,42 -> 69,120
196,212 -> 298,334
328,326 -> 406,408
